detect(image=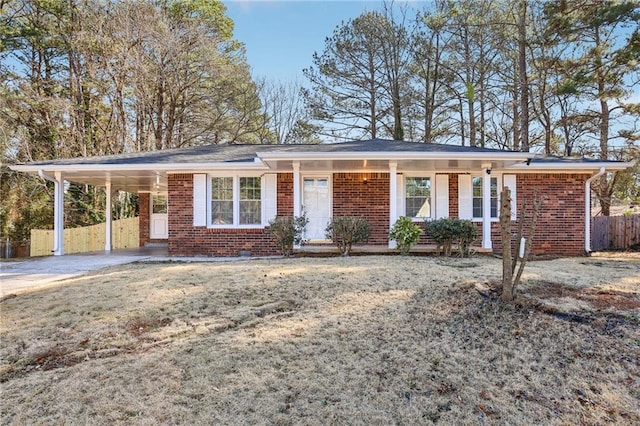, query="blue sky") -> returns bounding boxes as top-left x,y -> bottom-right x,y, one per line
223,1 -> 396,81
